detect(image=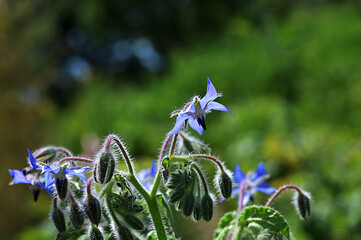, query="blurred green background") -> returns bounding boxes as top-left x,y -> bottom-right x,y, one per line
1,0 -> 361,239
